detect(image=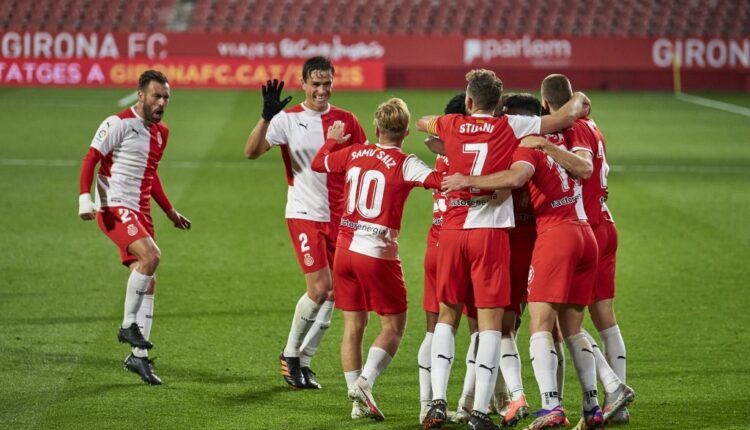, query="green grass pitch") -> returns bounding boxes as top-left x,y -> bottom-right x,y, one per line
0,87 -> 749,429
